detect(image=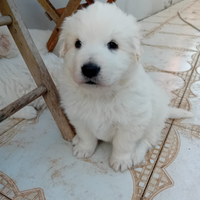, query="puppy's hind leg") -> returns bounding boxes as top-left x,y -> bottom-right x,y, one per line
132,125 -> 164,166
132,139 -> 152,166
10,106 -> 37,120
72,123 -> 98,159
